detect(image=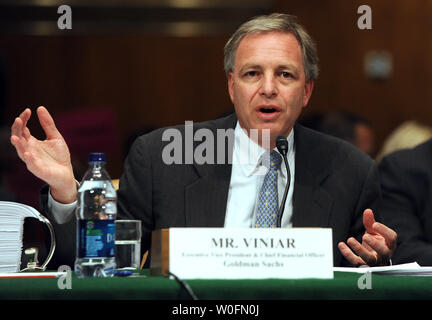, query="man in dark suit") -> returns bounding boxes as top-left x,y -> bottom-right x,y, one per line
11,13 -> 396,268
379,138 -> 432,265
